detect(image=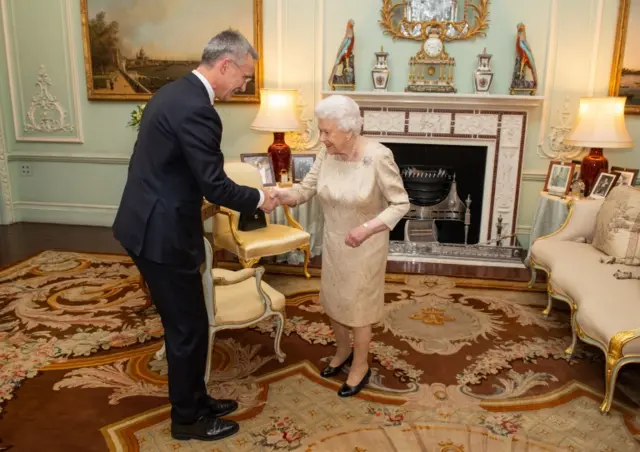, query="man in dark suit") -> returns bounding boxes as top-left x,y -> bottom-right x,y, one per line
113,30 -> 277,442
